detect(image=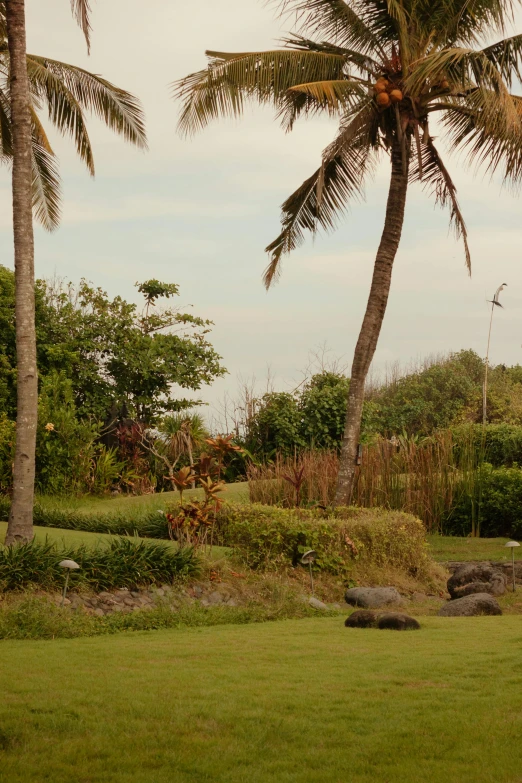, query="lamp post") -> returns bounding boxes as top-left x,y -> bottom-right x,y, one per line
504,541 -> 520,593
301,550 -> 317,596
59,559 -> 80,605
483,283 -> 507,426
